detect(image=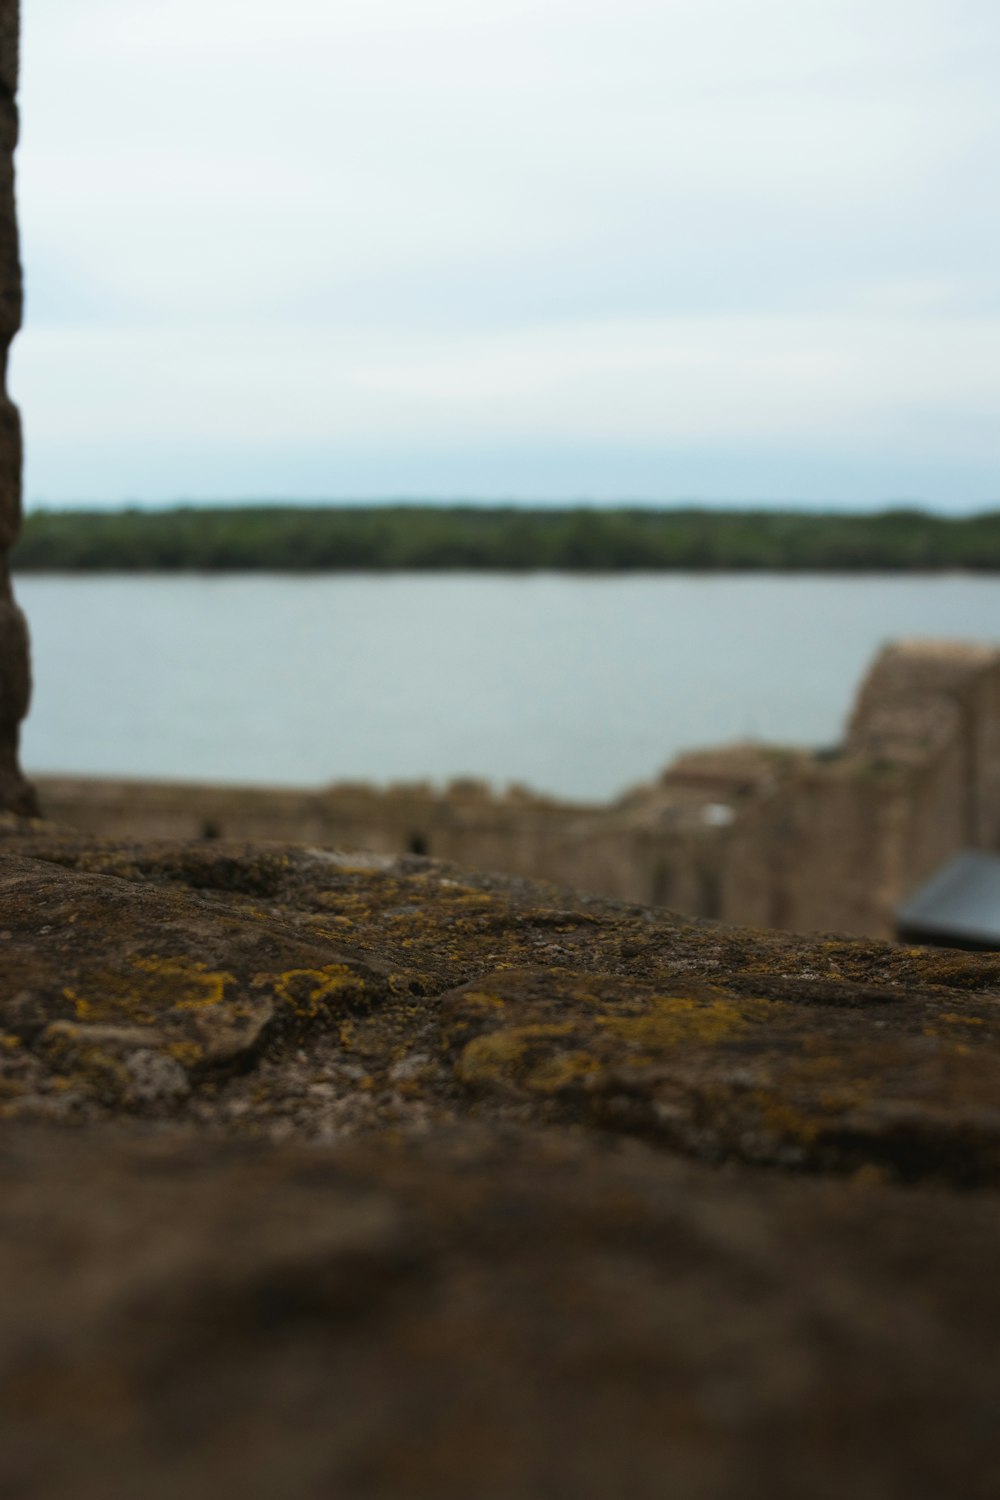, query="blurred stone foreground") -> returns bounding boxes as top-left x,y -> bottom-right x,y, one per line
0,0 -> 32,817
5,11 -> 1000,1499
